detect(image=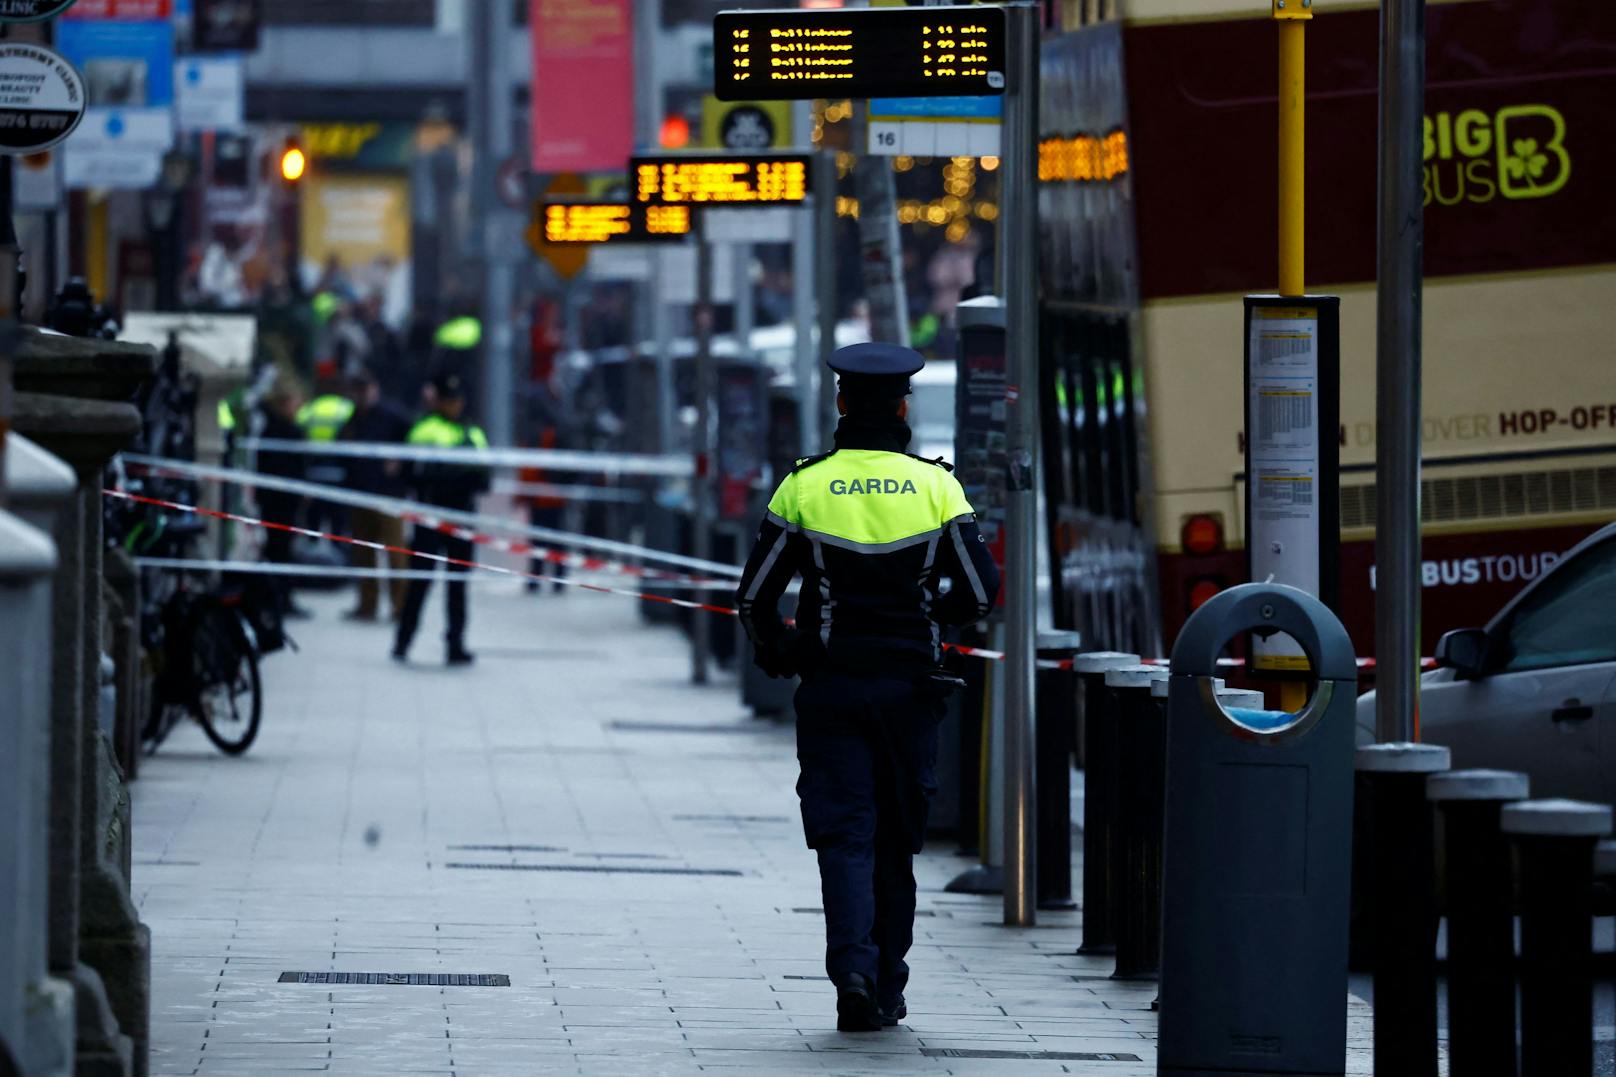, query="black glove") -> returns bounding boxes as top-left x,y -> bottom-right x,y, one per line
755,628 -> 815,679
